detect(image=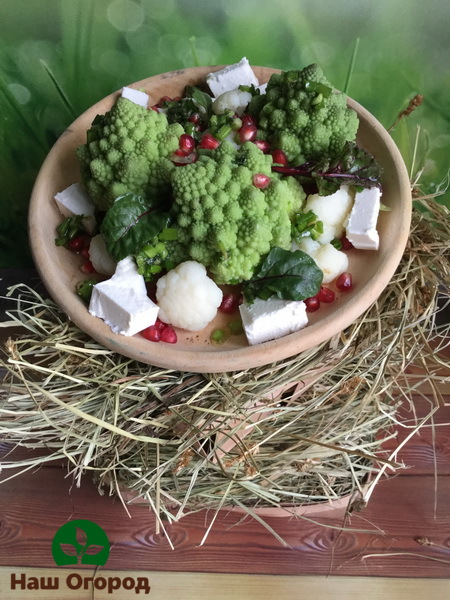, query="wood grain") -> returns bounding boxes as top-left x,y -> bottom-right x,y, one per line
1,568 -> 450,600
